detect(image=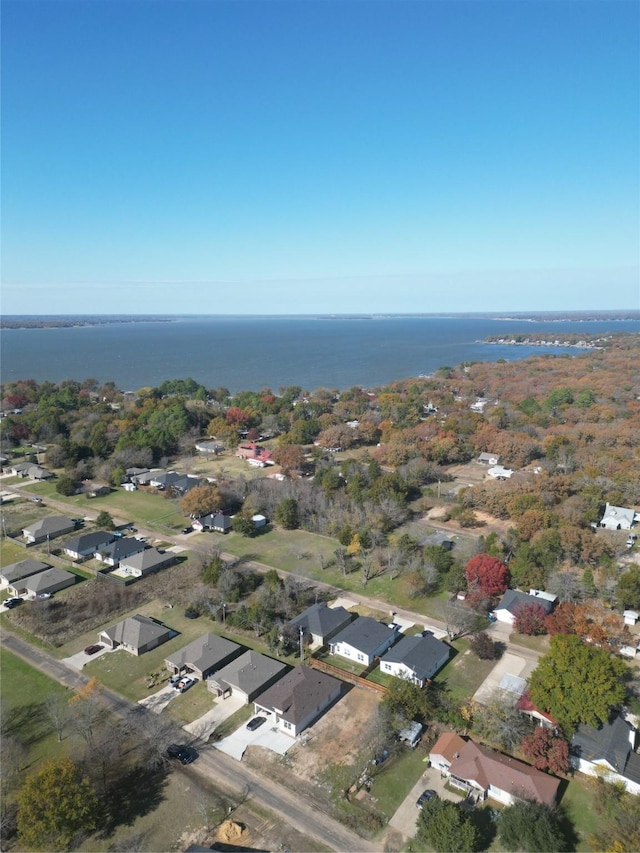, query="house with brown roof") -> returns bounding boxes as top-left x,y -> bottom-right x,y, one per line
430,732 -> 560,806
254,665 -> 342,737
